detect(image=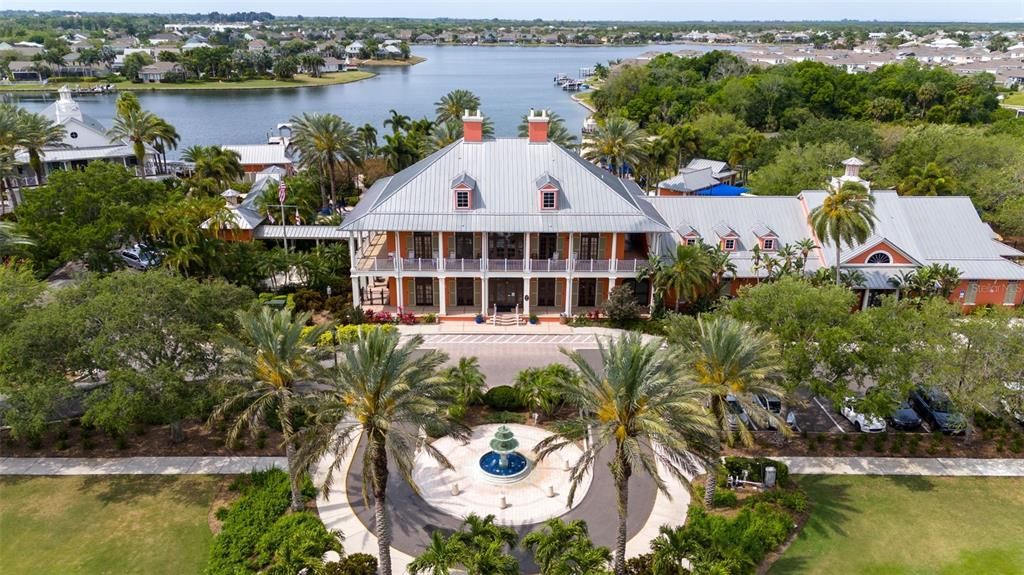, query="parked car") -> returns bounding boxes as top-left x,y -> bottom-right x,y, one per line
1000,382 -> 1023,425
910,387 -> 966,434
840,397 -> 887,433
119,245 -> 160,270
888,400 -> 923,430
754,393 -> 783,430
725,394 -> 751,431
